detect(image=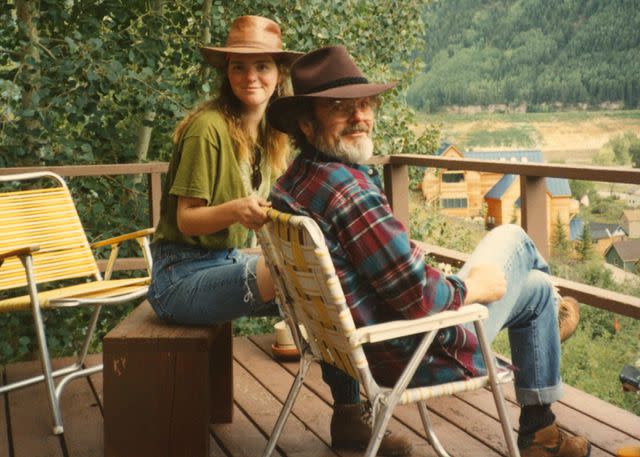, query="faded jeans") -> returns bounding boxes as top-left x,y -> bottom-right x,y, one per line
458,224 -> 563,405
